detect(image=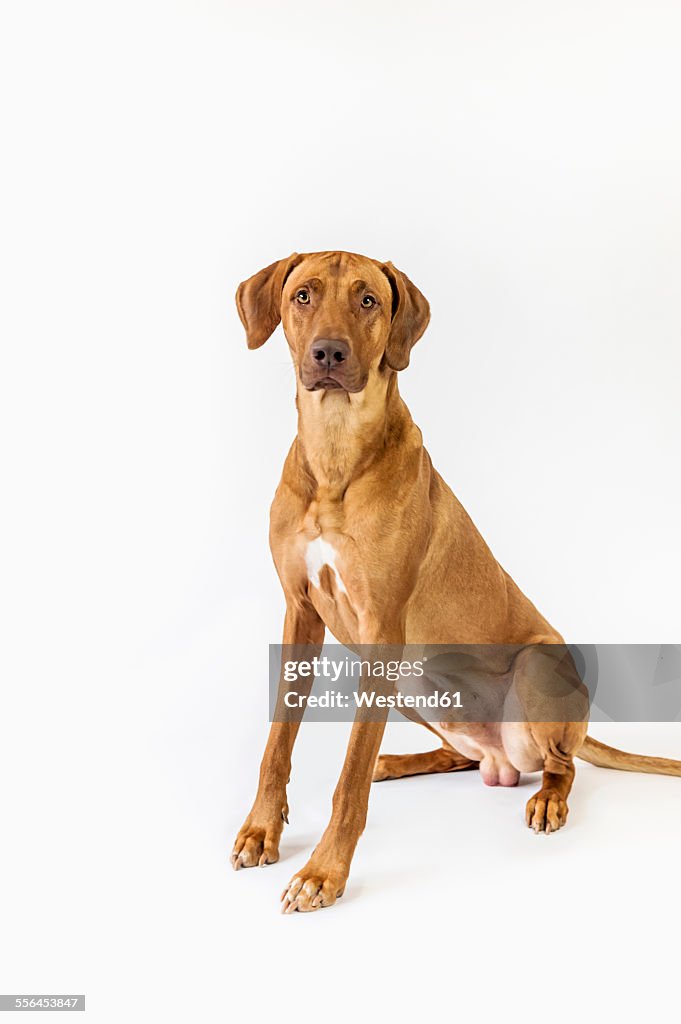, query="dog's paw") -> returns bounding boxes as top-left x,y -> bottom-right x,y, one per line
280,861 -> 346,914
525,788 -> 568,834
231,817 -> 284,870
